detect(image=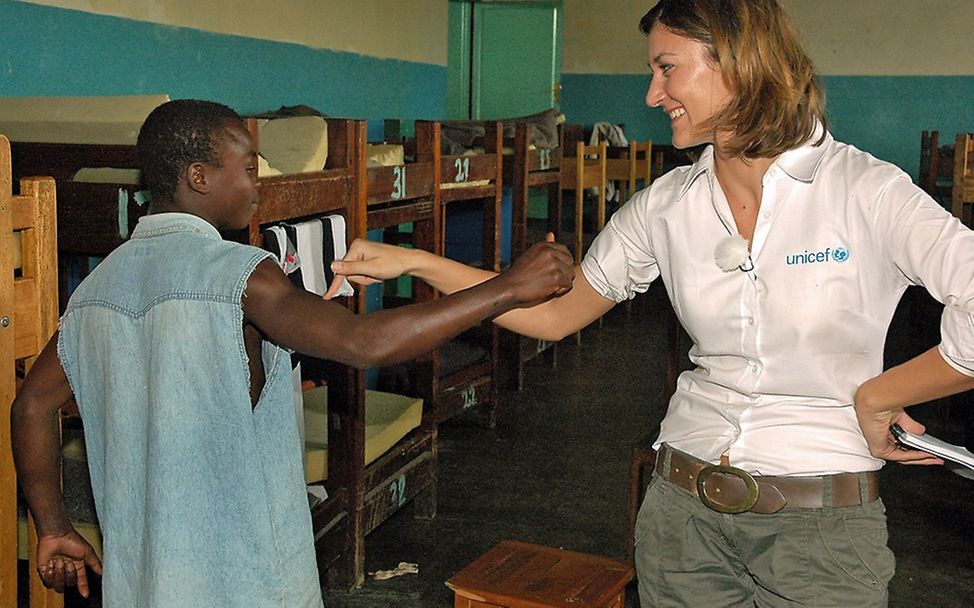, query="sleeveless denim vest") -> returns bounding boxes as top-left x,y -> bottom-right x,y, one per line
58,213 -> 323,608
